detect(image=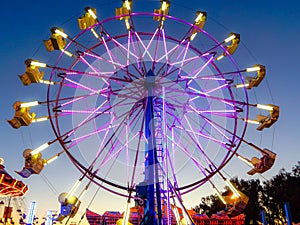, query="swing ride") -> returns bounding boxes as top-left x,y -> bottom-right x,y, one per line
0,158 -> 28,224
6,0 -> 279,224
0,158 -> 28,198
